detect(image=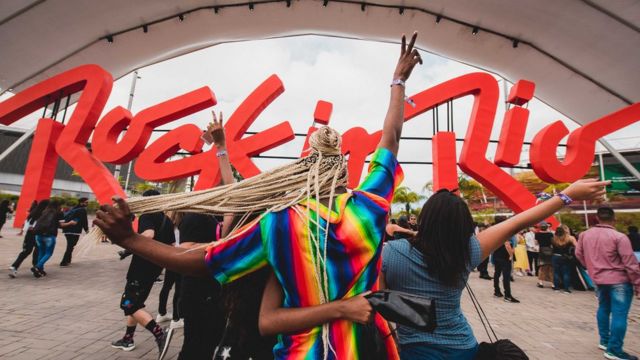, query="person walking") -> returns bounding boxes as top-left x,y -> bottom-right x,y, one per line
576,207 -> 640,360
475,224 -> 492,280
0,199 -> 14,238
31,201 -> 70,277
551,225 -> 577,293
8,200 -> 46,278
492,217 -> 520,303
60,197 -> 89,266
110,190 -> 173,358
536,223 -> 554,288
627,226 -> 640,262
524,227 -> 538,276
